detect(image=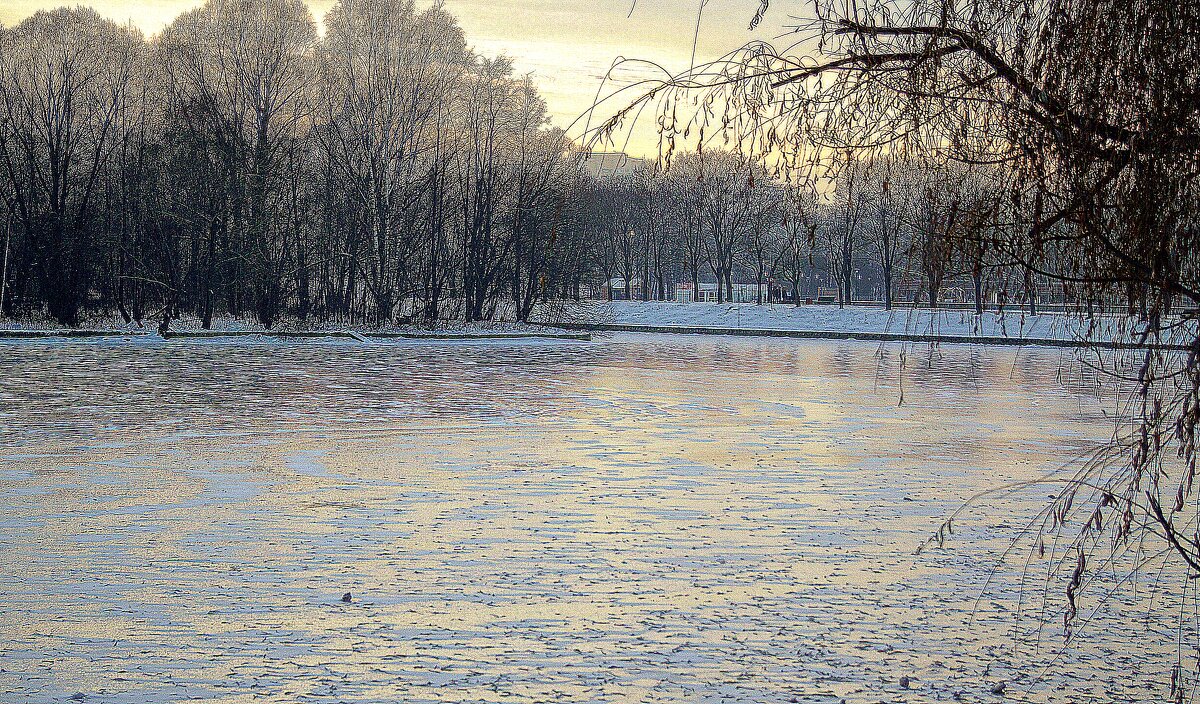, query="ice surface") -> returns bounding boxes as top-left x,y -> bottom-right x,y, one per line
0,334 -> 1181,703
